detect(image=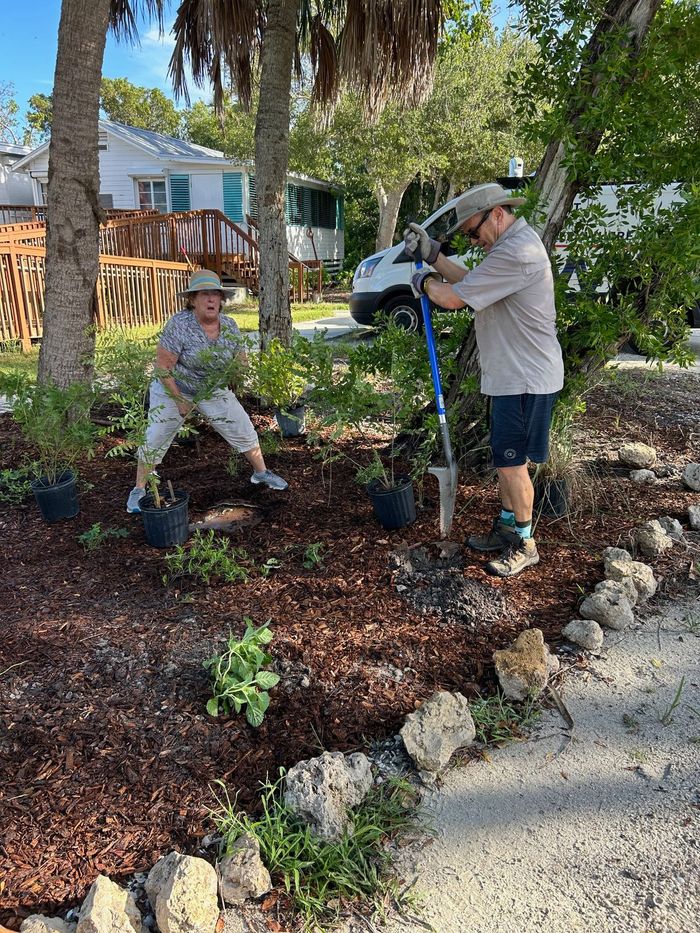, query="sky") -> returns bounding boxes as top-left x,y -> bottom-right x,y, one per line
1,1 -> 515,141
0,0 -> 202,137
